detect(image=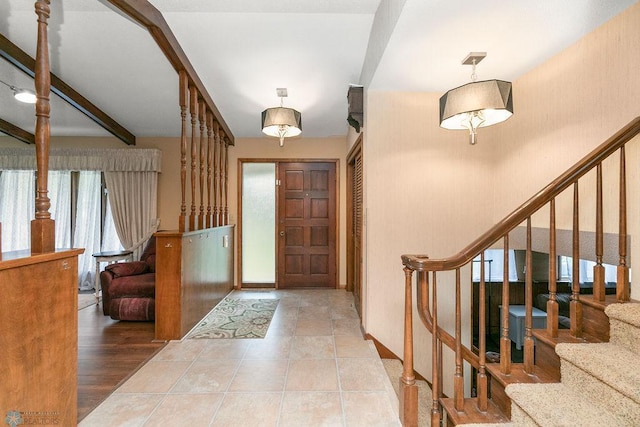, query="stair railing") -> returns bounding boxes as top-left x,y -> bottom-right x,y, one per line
399,117 -> 640,425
